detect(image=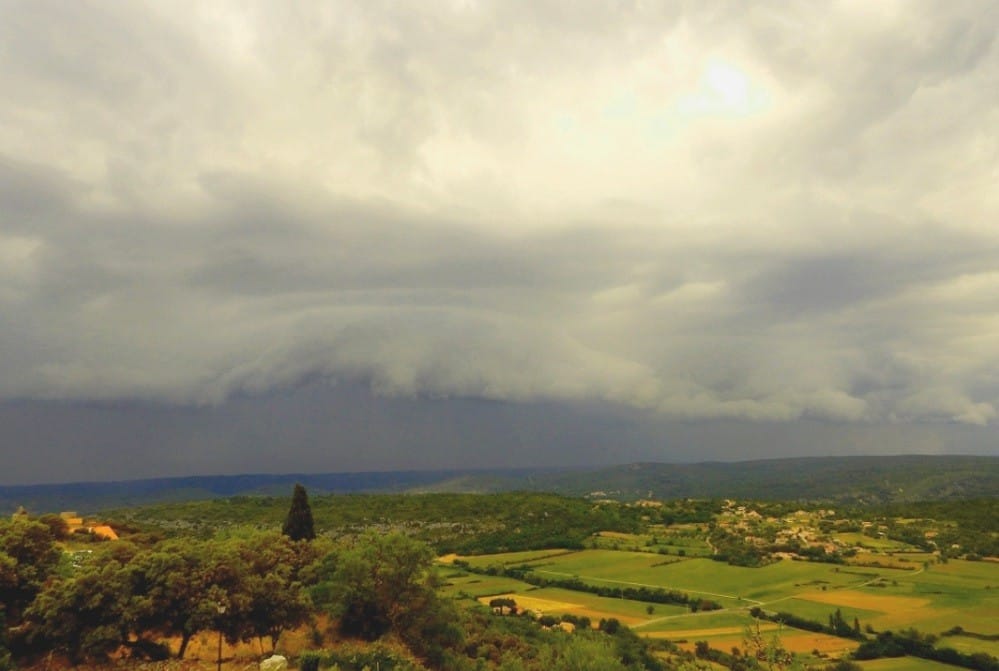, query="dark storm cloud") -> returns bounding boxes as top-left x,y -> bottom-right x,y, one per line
3,383 -> 995,486
2,0 -> 999,484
